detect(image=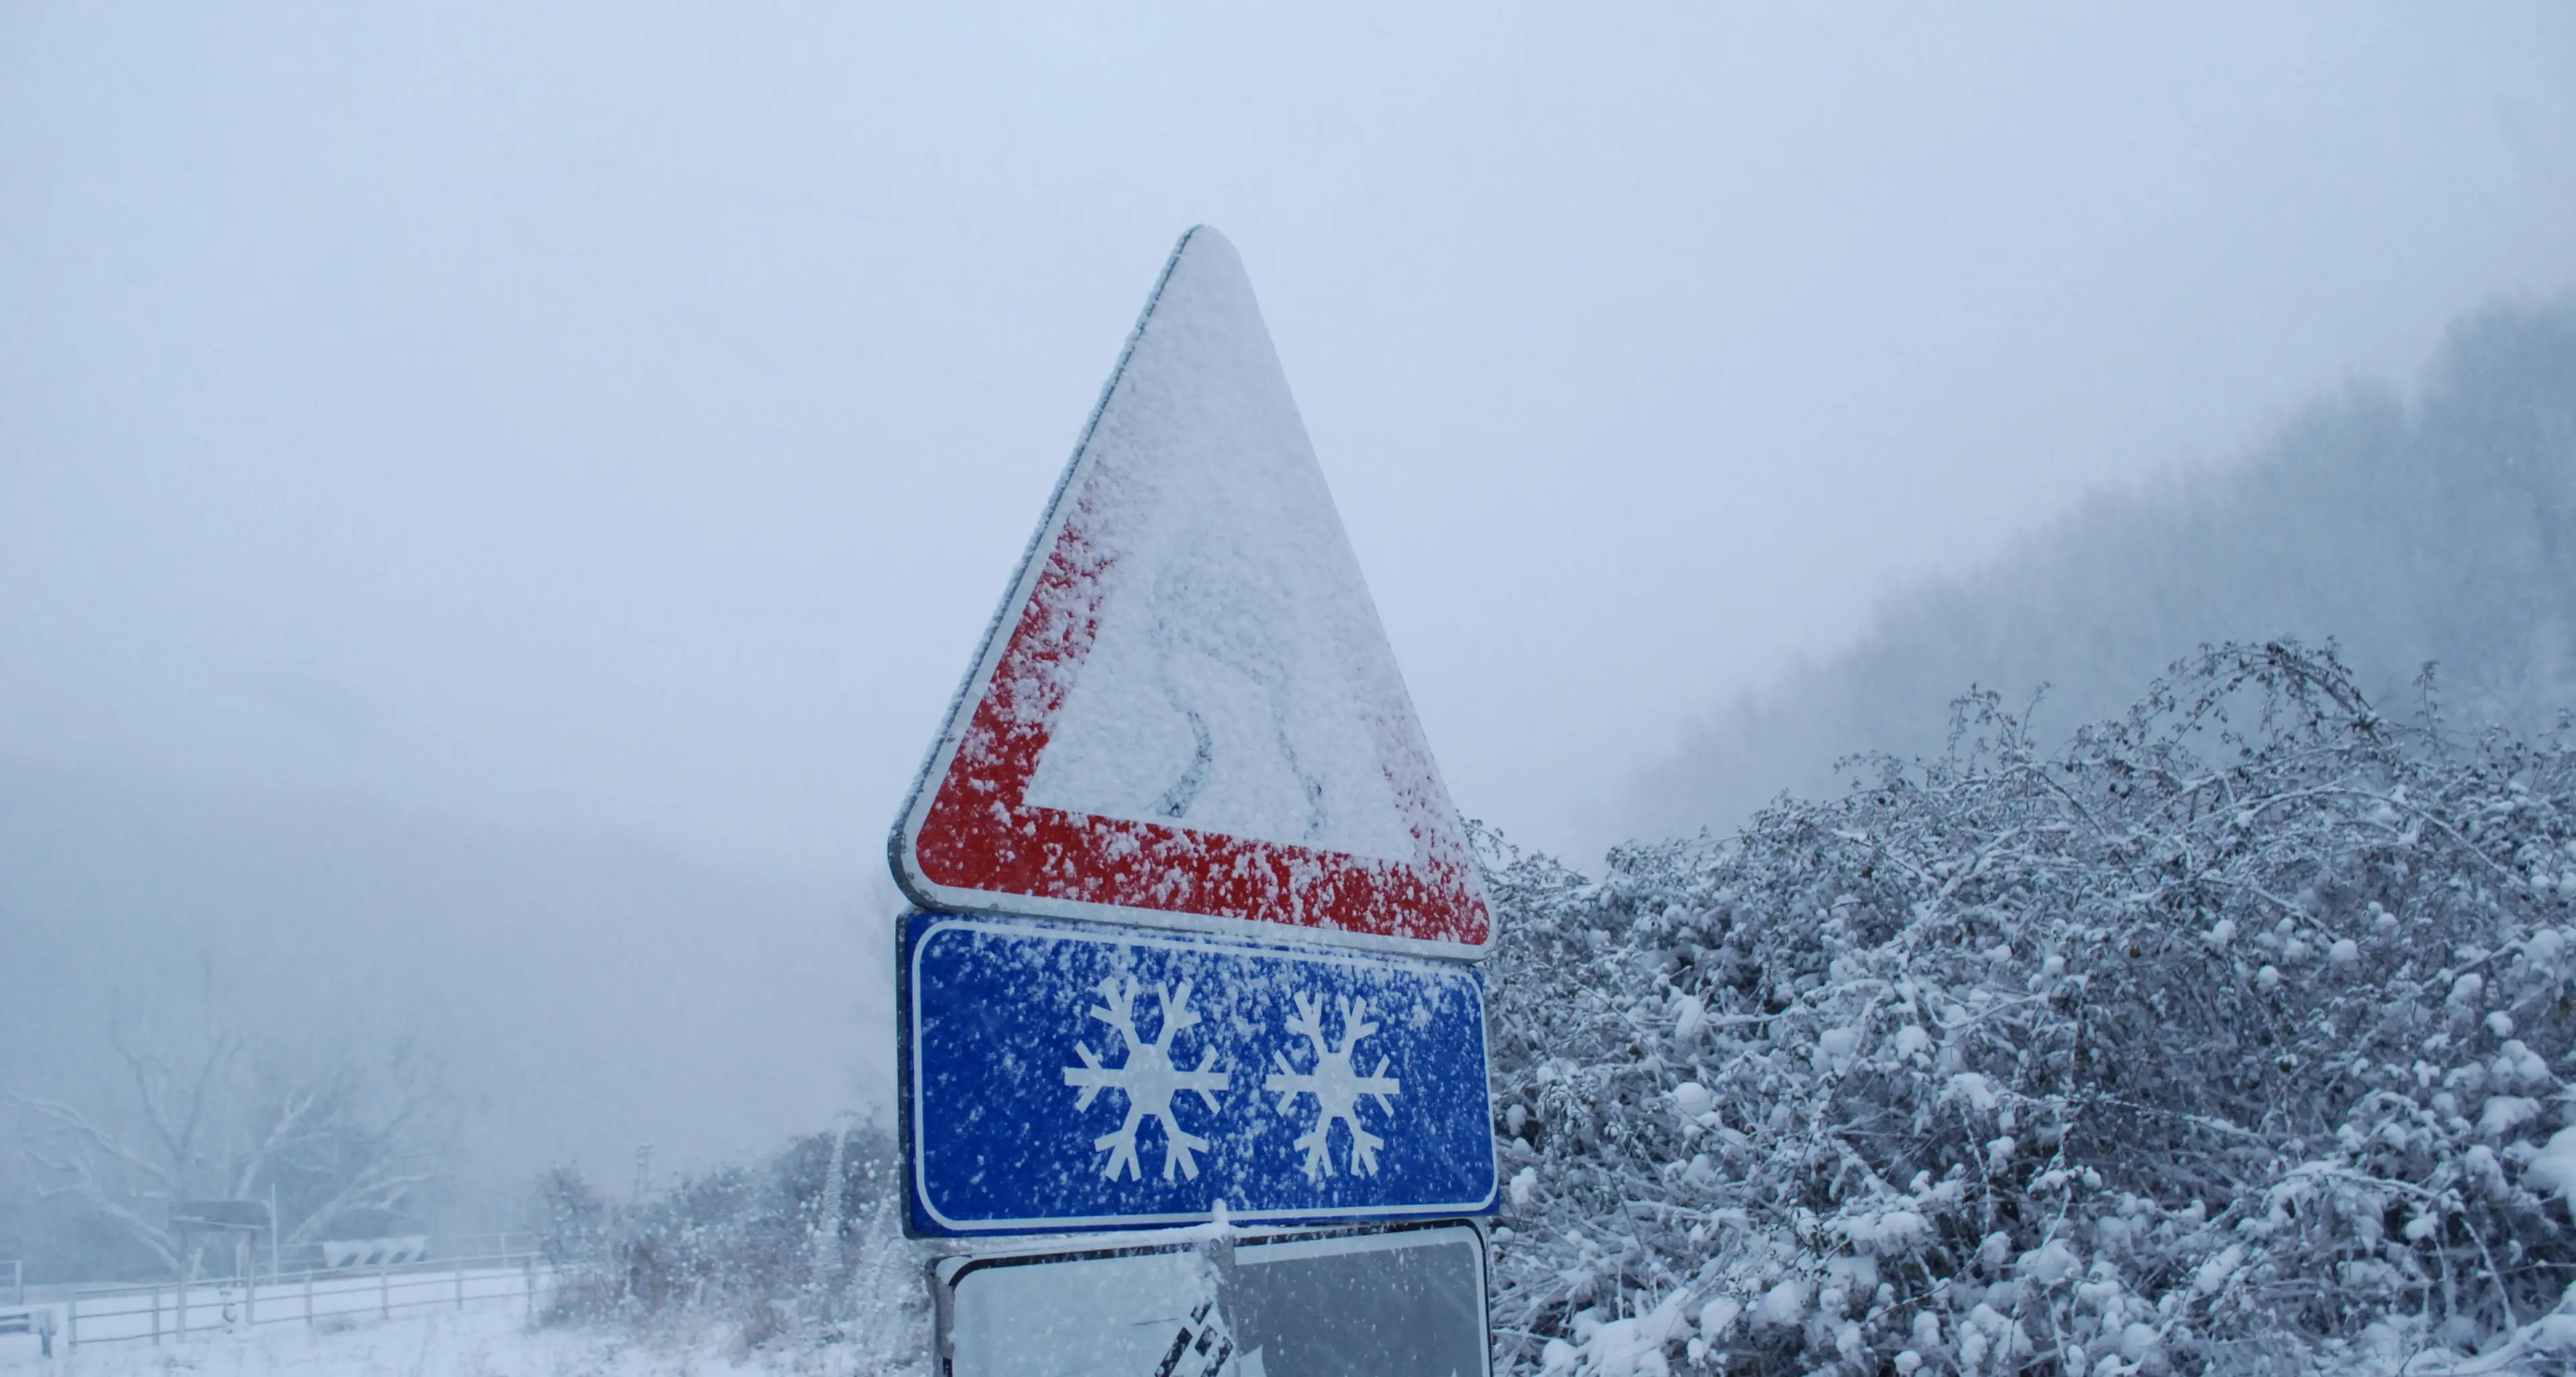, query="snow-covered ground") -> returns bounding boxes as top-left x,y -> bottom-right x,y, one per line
0,1304 -> 924,1377
0,1258 -> 927,1377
